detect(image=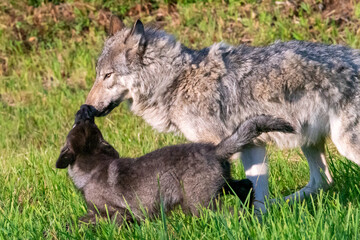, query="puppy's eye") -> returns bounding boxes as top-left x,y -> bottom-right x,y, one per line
104,72 -> 113,80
